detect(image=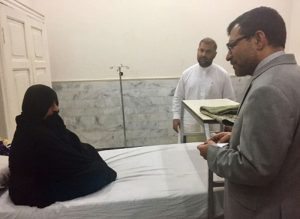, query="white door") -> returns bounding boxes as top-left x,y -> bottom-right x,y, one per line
0,4 -> 52,139
29,18 -> 52,86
